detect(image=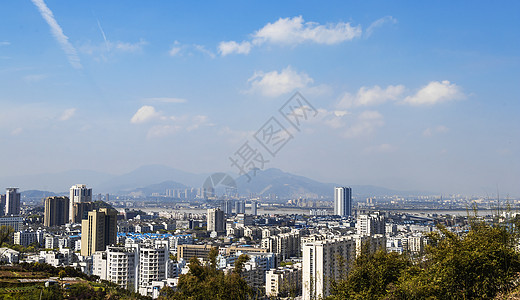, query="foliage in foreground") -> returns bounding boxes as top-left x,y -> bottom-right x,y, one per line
329,219 -> 520,300
0,263 -> 149,300
158,247 -> 254,300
